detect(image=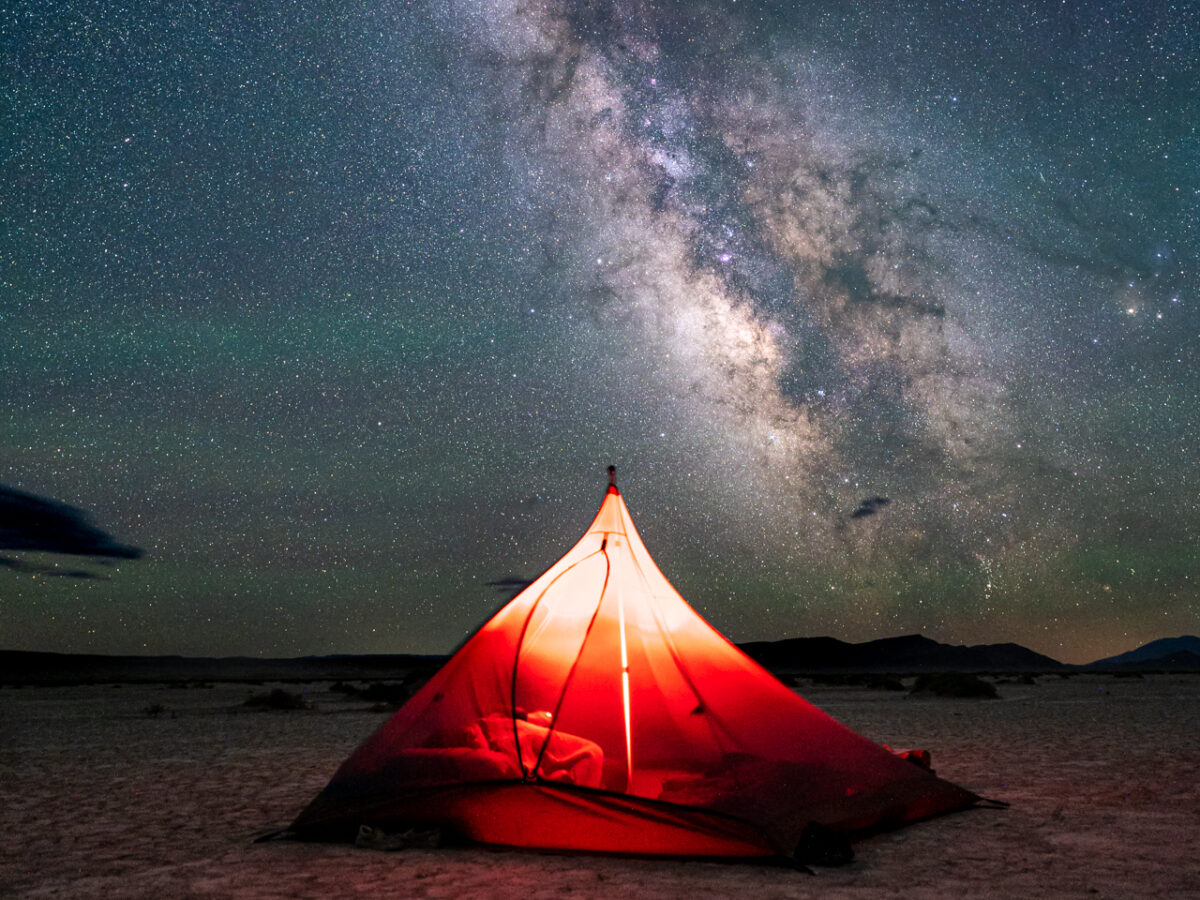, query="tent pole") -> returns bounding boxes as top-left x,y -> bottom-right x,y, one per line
616,576 -> 633,789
